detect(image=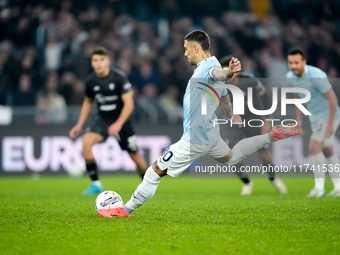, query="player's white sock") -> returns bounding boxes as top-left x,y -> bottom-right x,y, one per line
227,134 -> 272,165
123,166 -> 161,214
326,154 -> 340,189
312,152 -> 326,190
92,180 -> 102,186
